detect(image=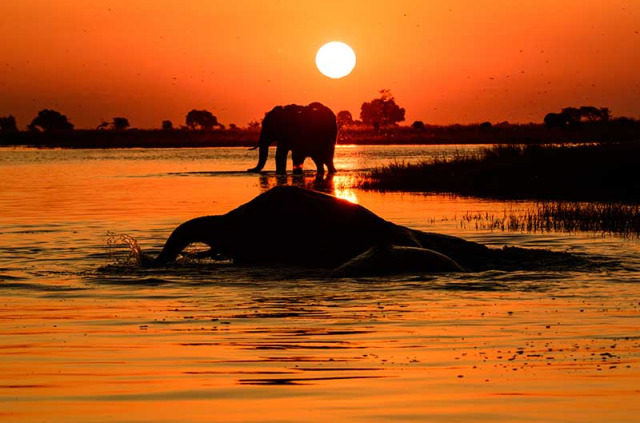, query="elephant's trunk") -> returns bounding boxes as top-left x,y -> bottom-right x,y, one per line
247,135 -> 270,172
153,216 -> 222,265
